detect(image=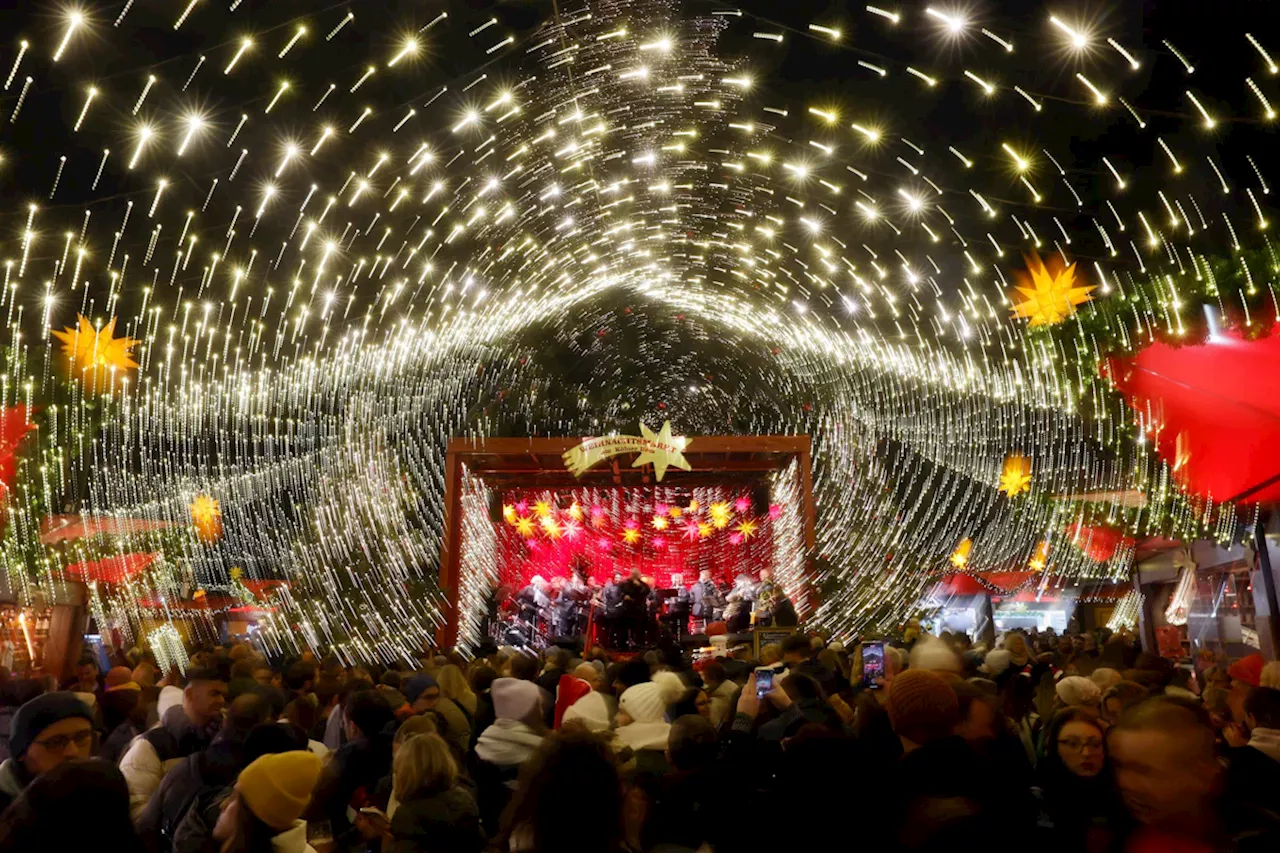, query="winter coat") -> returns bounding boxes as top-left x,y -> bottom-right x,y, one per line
705,680 -> 737,729
385,784 -> 484,853
472,720 -> 543,835
1224,727 -> 1280,815
690,580 -> 725,619
135,736 -> 246,852
0,756 -> 33,814
430,696 -> 473,757
306,732 -> 392,837
100,720 -> 142,765
119,705 -> 219,819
